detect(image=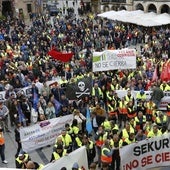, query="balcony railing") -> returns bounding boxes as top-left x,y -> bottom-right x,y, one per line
101,0 -> 126,3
